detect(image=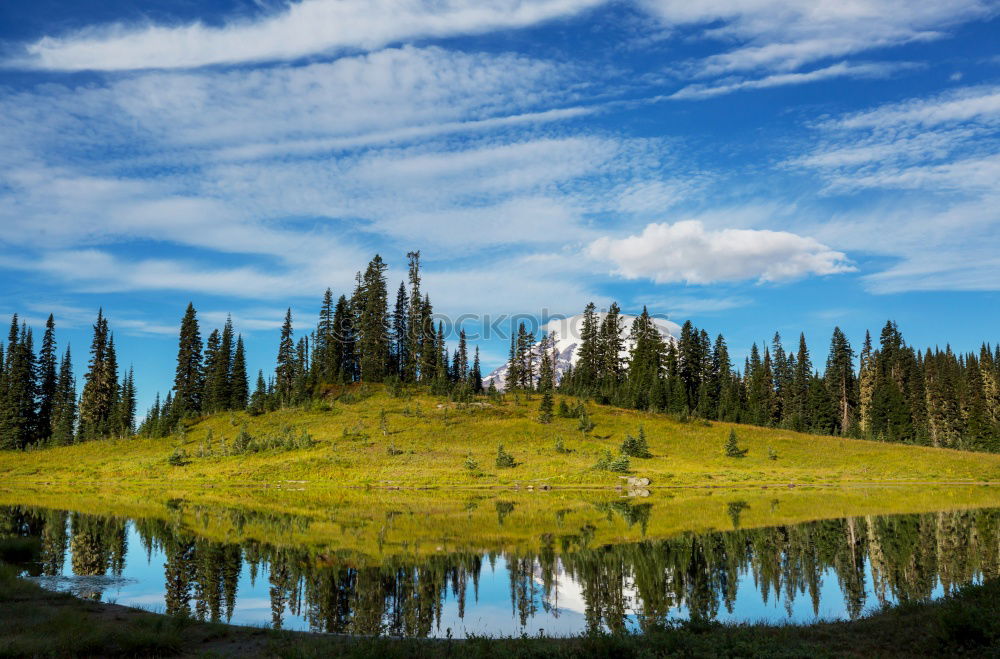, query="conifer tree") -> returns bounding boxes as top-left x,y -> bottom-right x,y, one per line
331,295 -> 354,383
537,334 -> 555,423
202,328 -> 221,411
678,320 -> 702,410
471,347 -> 483,393
248,370 -> 268,416
574,302 -> 600,393
315,288 -> 336,383
204,317 -> 234,413
454,329 -> 469,382
79,310 -> 117,441
744,344 -> 769,426
419,295 -> 436,383
404,251 -> 423,382
980,345 -> 1000,428
709,334 -> 731,420
392,281 -> 408,378
293,336 -> 310,403
139,393 -> 161,438
858,331 -> 875,437
229,336 -> 249,410
597,303 -> 624,395
0,318 -> 37,448
275,309 -> 295,405
825,327 -> 857,435
769,333 -> 791,424
114,367 -> 136,437
962,354 -> 992,450
790,333 -> 812,431
173,303 -> 203,418
37,314 -> 58,442
762,348 -> 778,425
51,346 -> 76,445
505,334 -> 520,391
624,307 -> 666,410
357,255 -> 390,382
515,323 -> 536,389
